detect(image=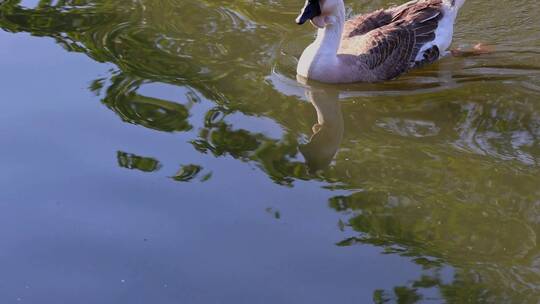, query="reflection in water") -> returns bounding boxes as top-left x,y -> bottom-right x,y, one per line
2,0 -> 540,302
332,187 -> 540,302
265,207 -> 282,220
117,151 -> 161,173
298,82 -> 344,172
172,164 -> 212,183
96,74 -> 193,133
454,101 -> 540,166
